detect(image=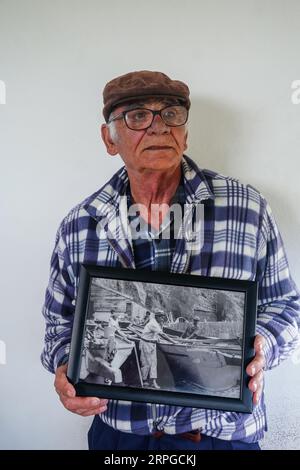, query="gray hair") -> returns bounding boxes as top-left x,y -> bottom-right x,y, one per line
107,119 -> 119,143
